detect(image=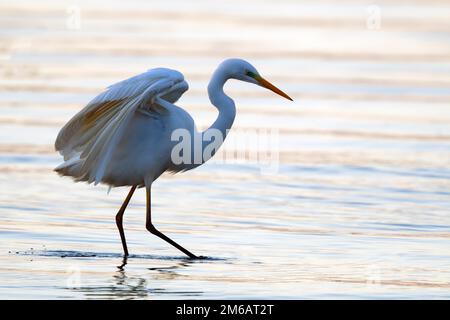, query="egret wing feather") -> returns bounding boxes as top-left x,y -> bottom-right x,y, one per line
54,68 -> 189,185
55,68 -> 186,157
81,79 -> 175,184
